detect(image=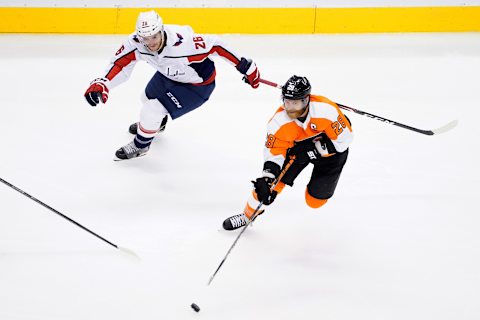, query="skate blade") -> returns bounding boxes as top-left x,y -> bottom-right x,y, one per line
113,152 -> 147,161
